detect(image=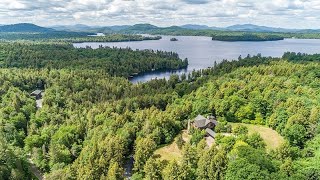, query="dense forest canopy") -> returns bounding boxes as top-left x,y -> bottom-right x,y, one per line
211,33 -> 284,41
0,37 -> 319,180
111,25 -> 320,41
0,42 -> 187,77
0,32 -> 161,42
